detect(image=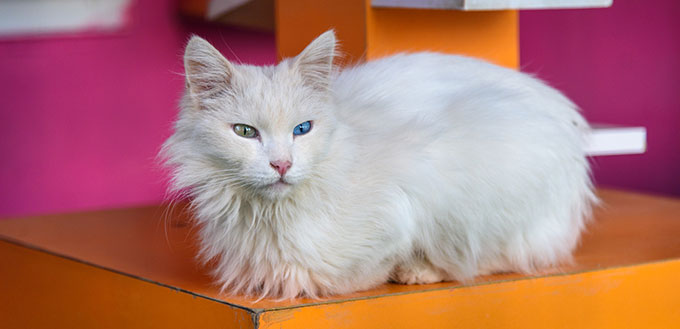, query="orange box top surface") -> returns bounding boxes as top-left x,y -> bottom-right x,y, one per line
1,189 -> 679,311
